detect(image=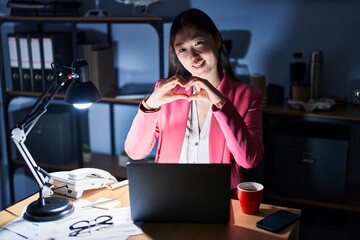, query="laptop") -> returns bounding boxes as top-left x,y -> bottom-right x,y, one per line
126,161 -> 231,223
